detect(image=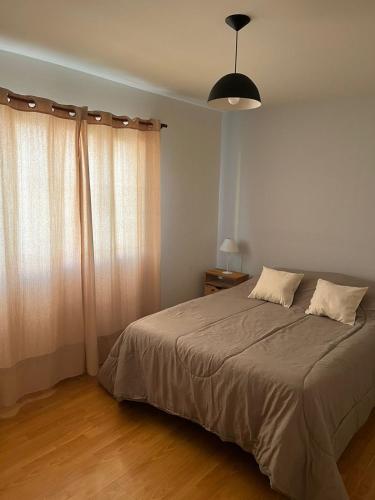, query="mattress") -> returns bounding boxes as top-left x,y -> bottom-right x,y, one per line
98,270 -> 375,499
